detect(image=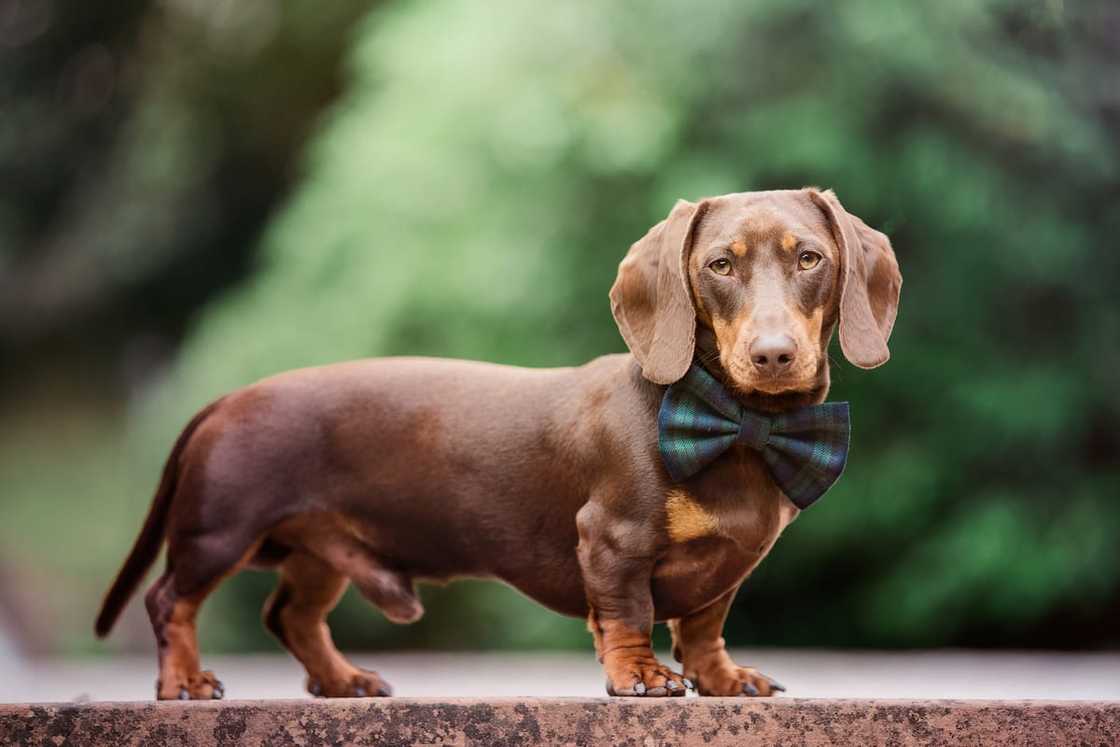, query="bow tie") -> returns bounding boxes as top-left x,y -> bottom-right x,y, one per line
658,363 -> 850,510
